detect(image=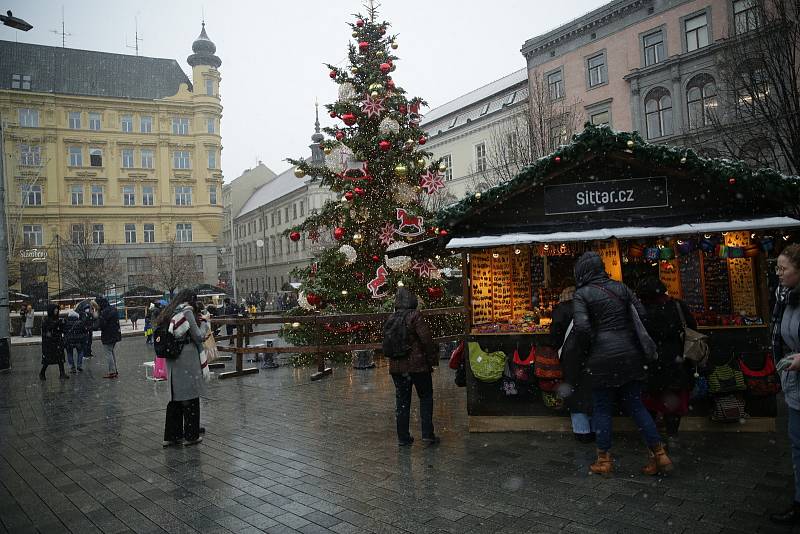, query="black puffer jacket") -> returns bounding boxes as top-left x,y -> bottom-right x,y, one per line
96,297 -> 121,344
63,311 -> 86,348
573,252 -> 647,388
41,304 -> 64,365
387,288 -> 437,375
